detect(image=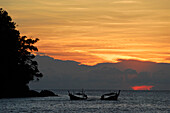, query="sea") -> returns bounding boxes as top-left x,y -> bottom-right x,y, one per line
0,90 -> 169,113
